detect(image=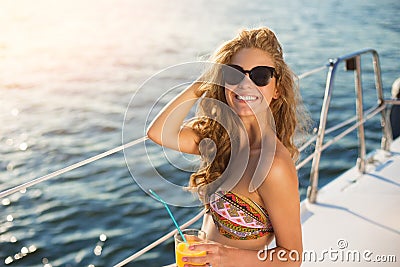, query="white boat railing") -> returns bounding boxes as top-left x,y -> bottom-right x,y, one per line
306,49 -> 394,203
1,49 -> 400,266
